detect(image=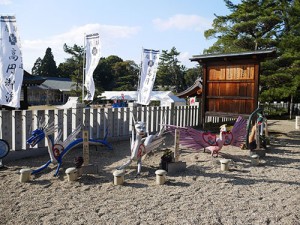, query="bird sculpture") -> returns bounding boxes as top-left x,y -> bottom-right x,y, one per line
117,116 -> 166,175
165,116 -> 247,157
